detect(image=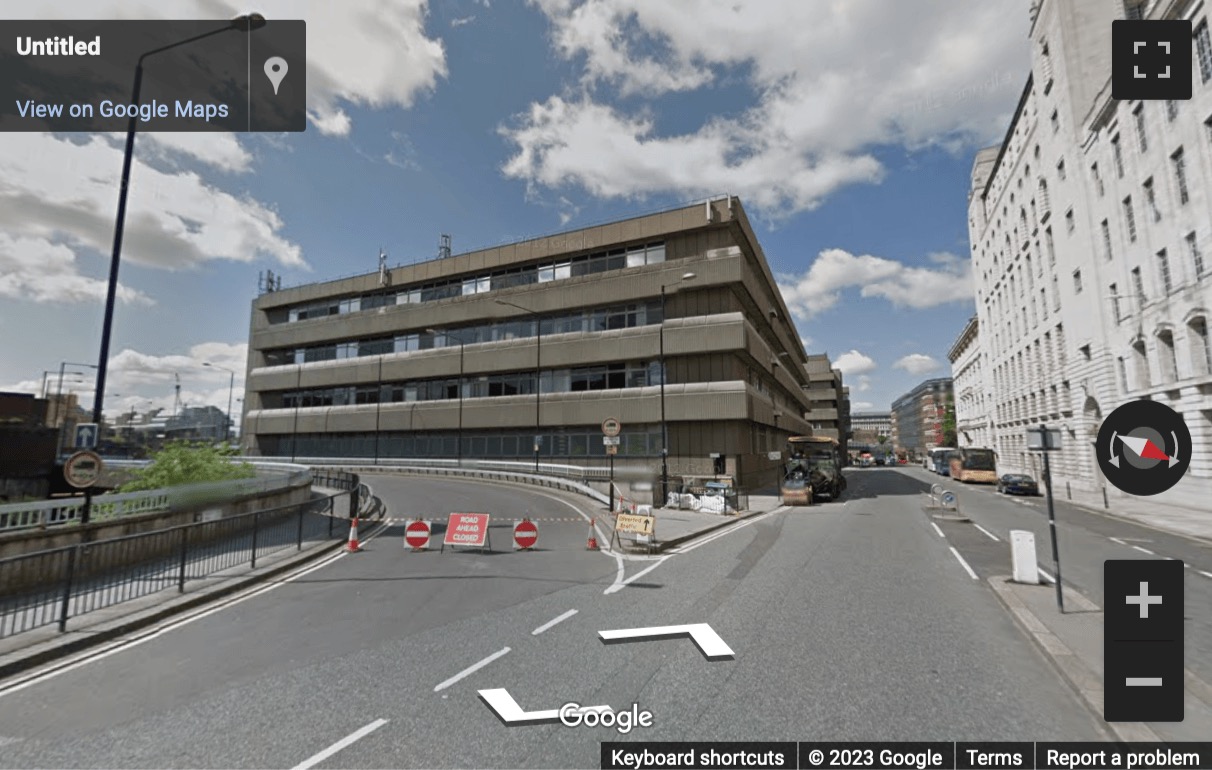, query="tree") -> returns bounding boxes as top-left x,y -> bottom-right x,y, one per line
118,440 -> 255,492
876,435 -> 888,445
941,401 -> 958,448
